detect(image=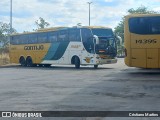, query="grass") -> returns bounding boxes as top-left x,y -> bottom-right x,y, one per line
0,53 -> 10,66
